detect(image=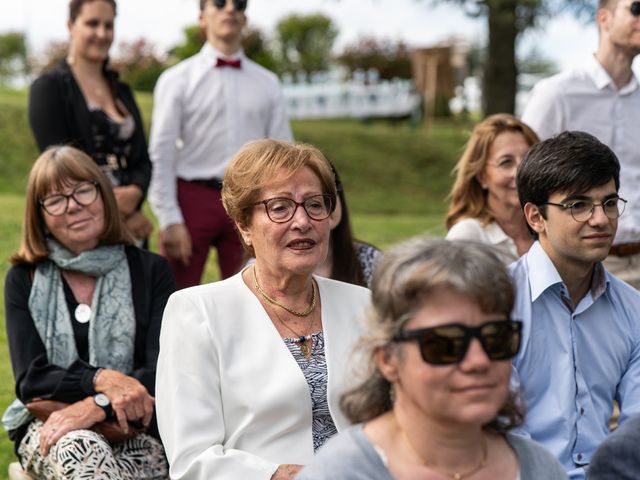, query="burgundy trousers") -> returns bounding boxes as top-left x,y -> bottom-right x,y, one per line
162,179 -> 243,289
